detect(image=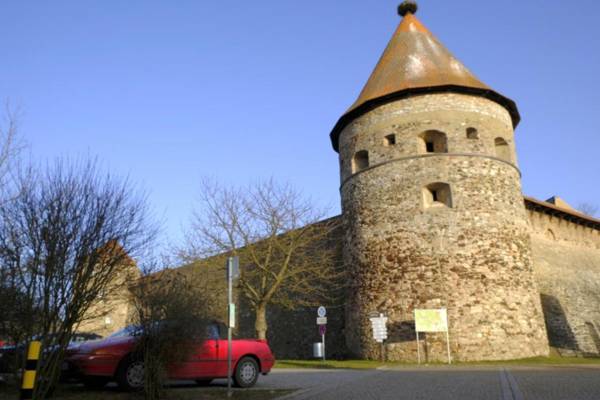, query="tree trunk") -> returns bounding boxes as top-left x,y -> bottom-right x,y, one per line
255,303 -> 268,340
